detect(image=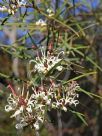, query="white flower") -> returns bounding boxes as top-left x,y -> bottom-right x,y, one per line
5,94 -> 17,112
33,121 -> 39,130
38,116 -> 43,122
35,19 -> 47,26
43,96 -> 48,101
47,9 -> 52,13
29,48 -> 64,74
46,99 -> 51,105
50,81 -> 80,110
52,103 -> 56,108
15,121 -> 28,129
5,105 -> 14,112
62,106 -> 67,112
5,86 -> 35,118
64,82 -> 79,107
15,123 -> 23,130
47,8 -> 54,16
5,81 -> 80,130
56,66 -> 63,71
11,106 -> 23,118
